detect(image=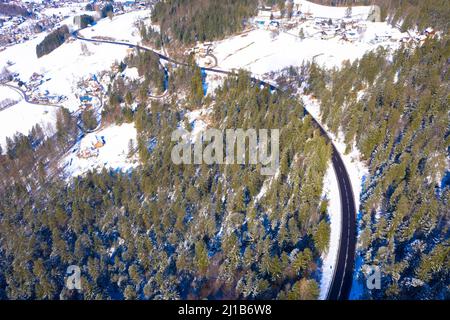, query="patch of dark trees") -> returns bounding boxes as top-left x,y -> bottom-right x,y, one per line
36,25 -> 70,58
0,3 -> 30,17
